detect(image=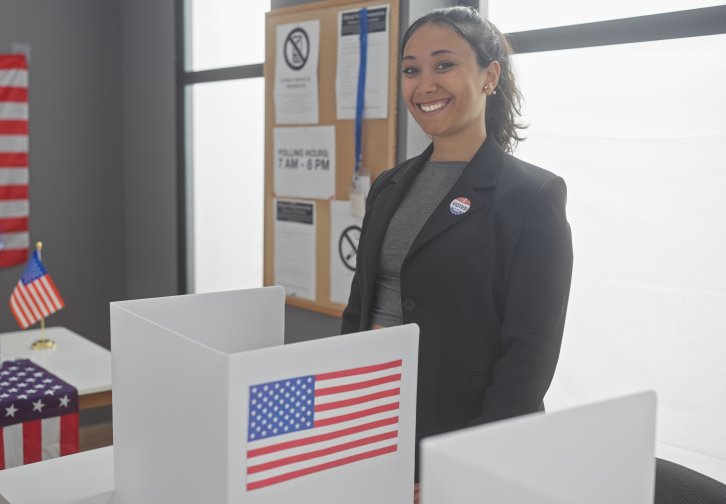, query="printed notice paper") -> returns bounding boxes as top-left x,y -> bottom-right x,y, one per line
273,126 -> 336,199
275,20 -> 320,124
274,199 -> 316,301
336,5 -> 390,119
330,200 -> 363,305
